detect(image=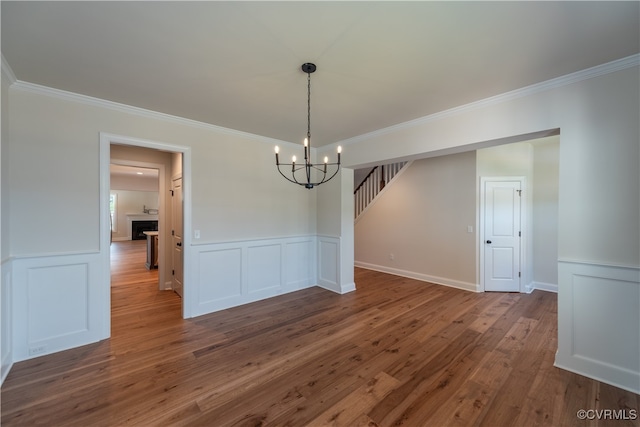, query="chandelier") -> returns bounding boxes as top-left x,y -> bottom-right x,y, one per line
275,63 -> 341,189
